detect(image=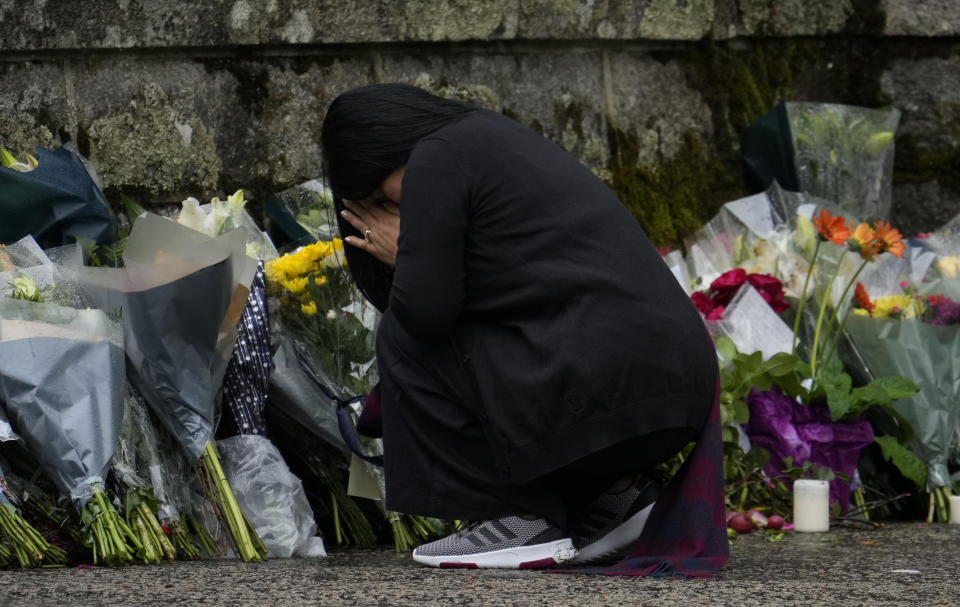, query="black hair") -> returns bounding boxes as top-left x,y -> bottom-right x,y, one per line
321,83 -> 478,310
